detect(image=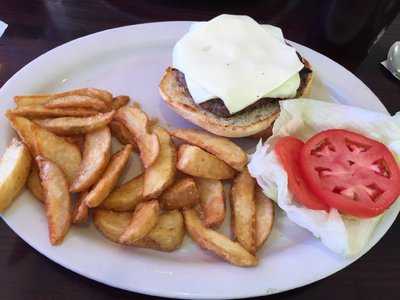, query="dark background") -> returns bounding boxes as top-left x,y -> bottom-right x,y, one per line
1,1 -> 400,299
